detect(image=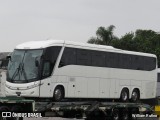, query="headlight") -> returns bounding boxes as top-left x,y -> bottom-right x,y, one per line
5,84 -> 11,89
27,83 -> 40,89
